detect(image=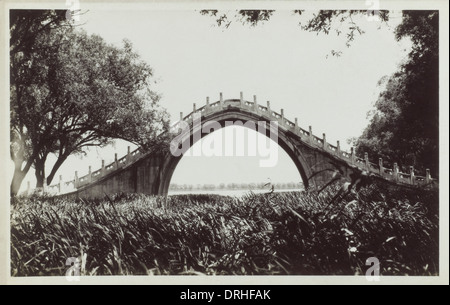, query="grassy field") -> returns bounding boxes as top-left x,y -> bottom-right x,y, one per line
11,183 -> 439,276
